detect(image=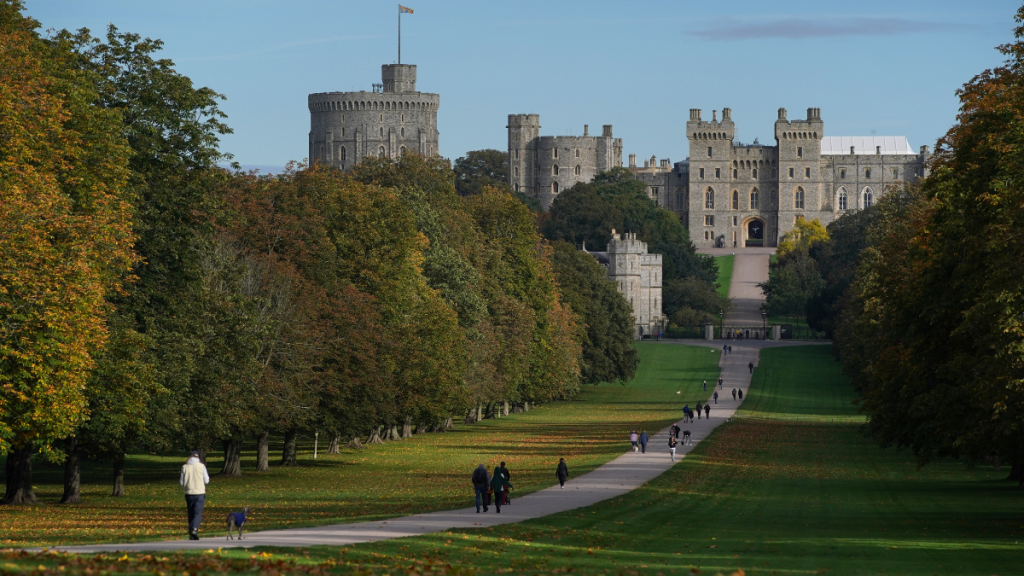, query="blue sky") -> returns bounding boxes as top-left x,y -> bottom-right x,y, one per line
23,0 -> 1021,171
